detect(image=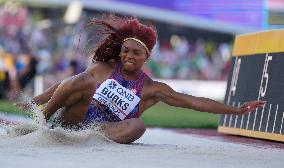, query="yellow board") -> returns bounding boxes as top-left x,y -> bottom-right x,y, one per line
0,71 -> 5,81
218,126 -> 284,142
232,29 -> 284,57
219,29 -> 284,143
